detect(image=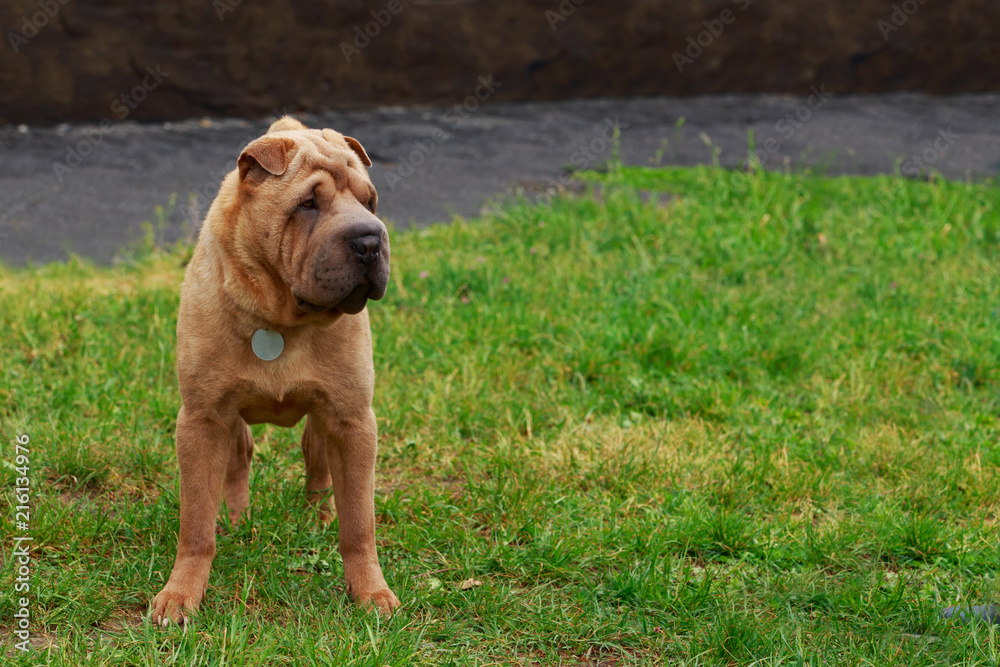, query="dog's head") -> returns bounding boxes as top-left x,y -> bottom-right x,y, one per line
225,116 -> 389,320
